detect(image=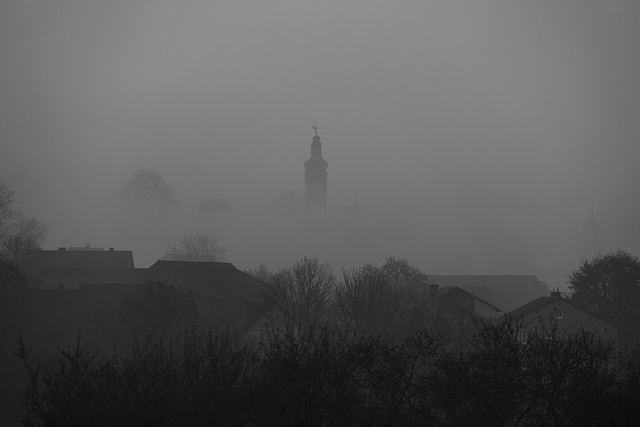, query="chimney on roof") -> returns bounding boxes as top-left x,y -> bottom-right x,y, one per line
429,284 -> 439,297
550,288 -> 561,297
